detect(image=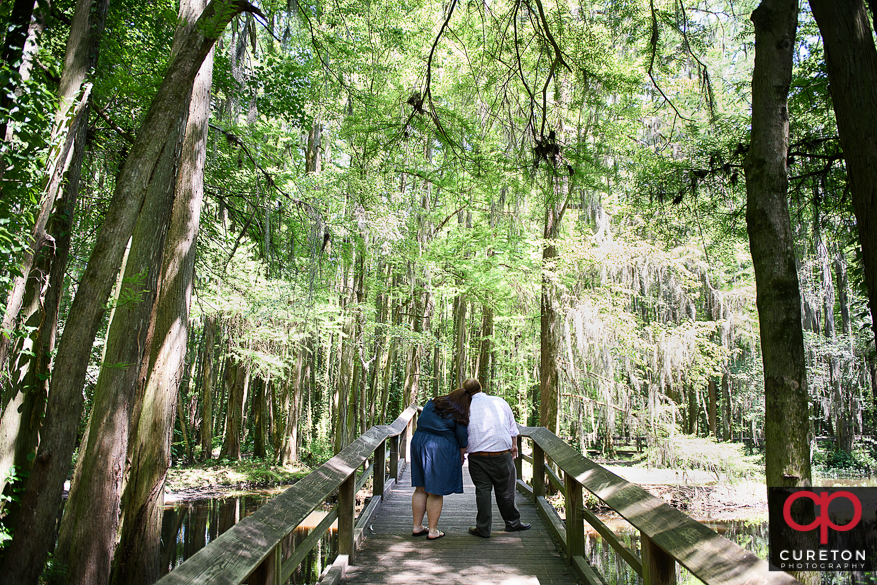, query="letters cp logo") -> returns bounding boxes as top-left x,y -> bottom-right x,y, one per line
782,490 -> 863,545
